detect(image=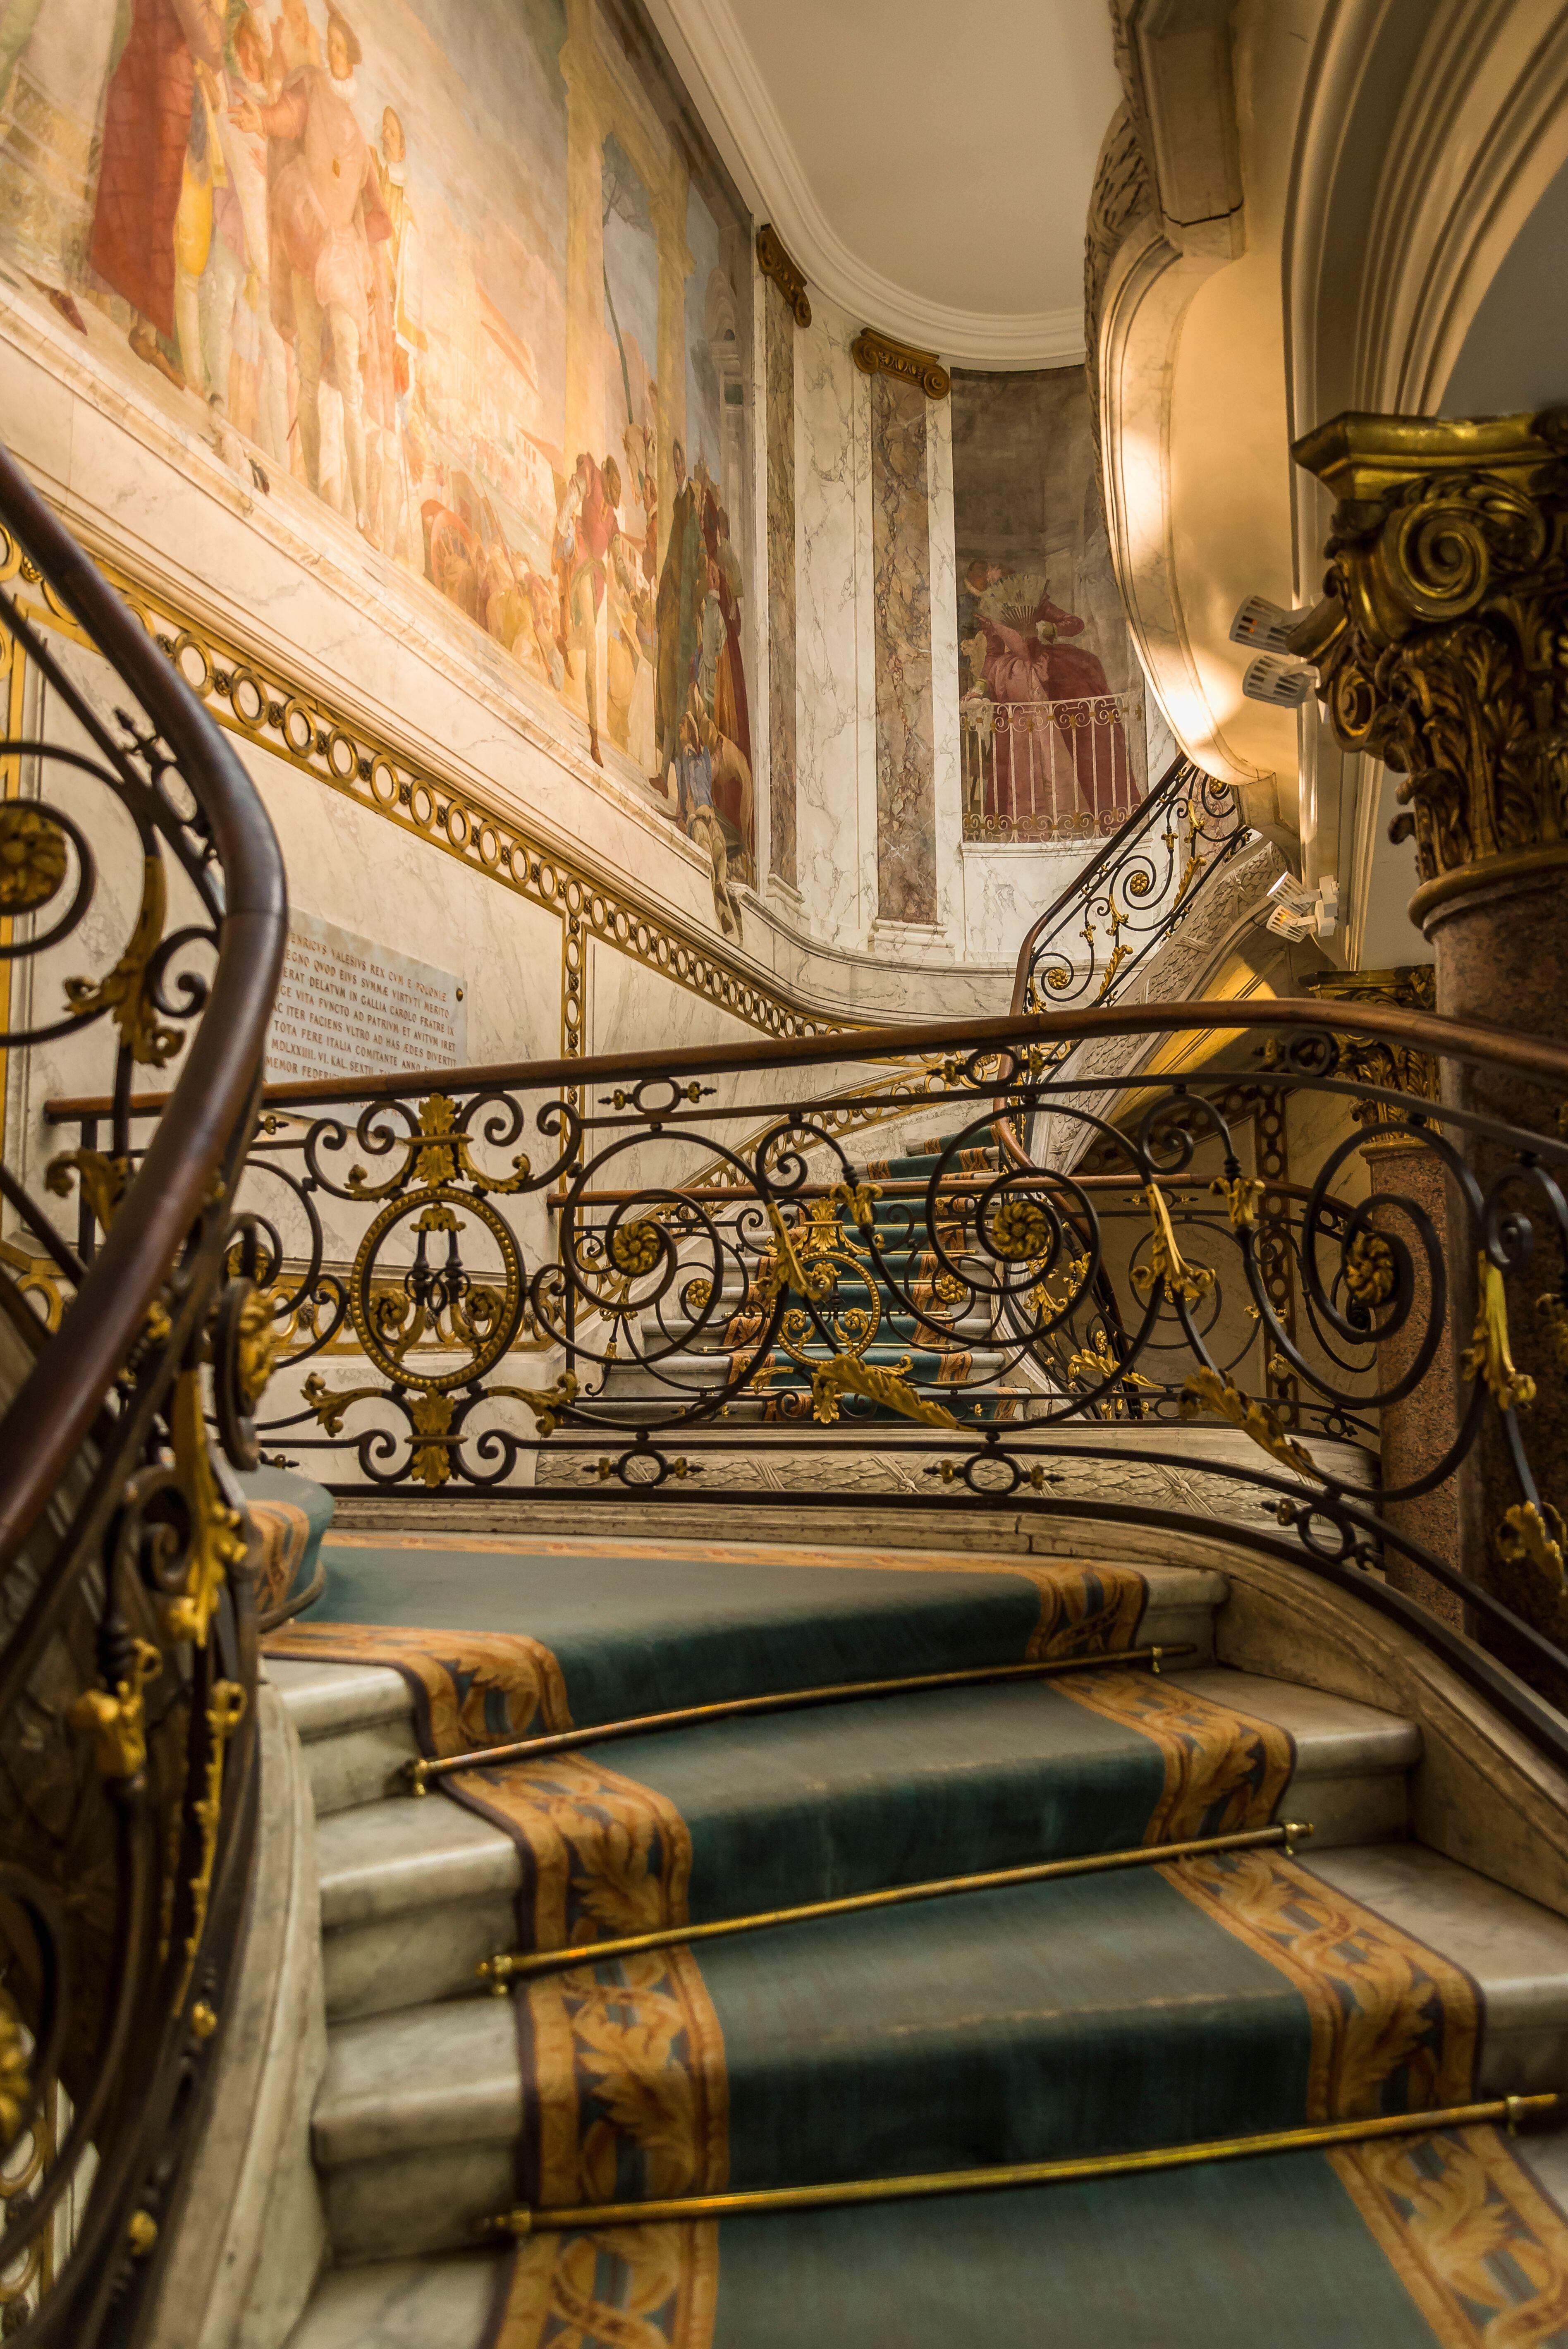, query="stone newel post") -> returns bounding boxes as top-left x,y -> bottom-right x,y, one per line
1293,409 -> 1568,1681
